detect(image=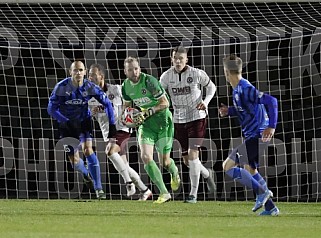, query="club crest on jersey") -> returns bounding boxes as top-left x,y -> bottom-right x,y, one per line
187,77 -> 193,83
108,94 -> 115,100
82,91 -> 88,97
235,93 -> 239,101
141,88 -> 147,95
